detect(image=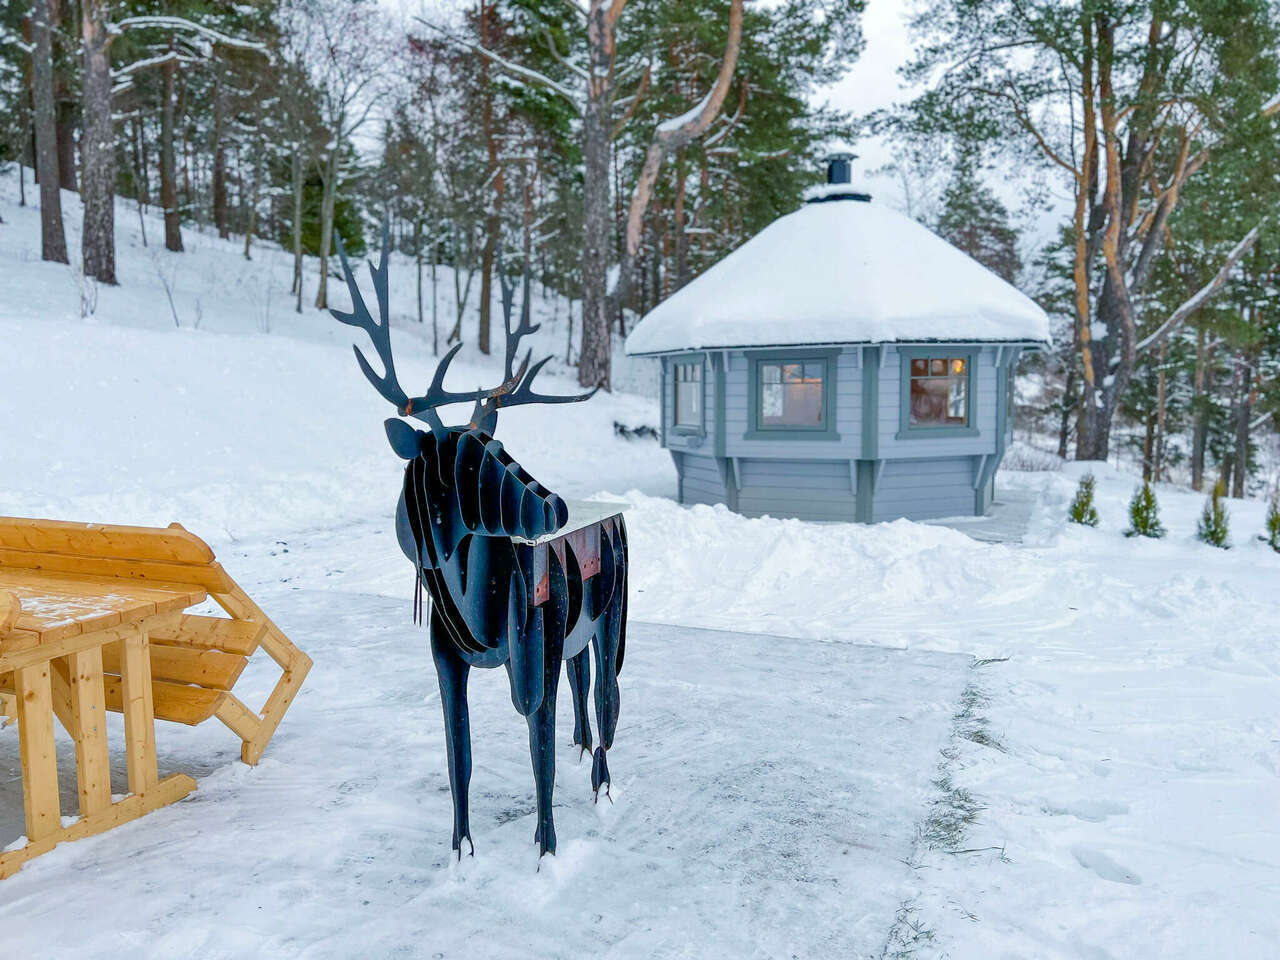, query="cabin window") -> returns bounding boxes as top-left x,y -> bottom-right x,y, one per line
908,357 -> 968,427
744,349 -> 840,441
673,361 -> 703,430
759,361 -> 825,427
896,348 -> 980,439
